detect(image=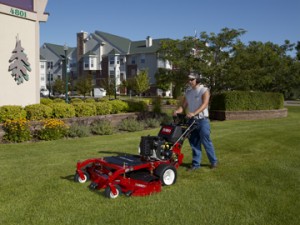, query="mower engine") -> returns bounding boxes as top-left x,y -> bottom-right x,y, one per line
139,124 -> 183,160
